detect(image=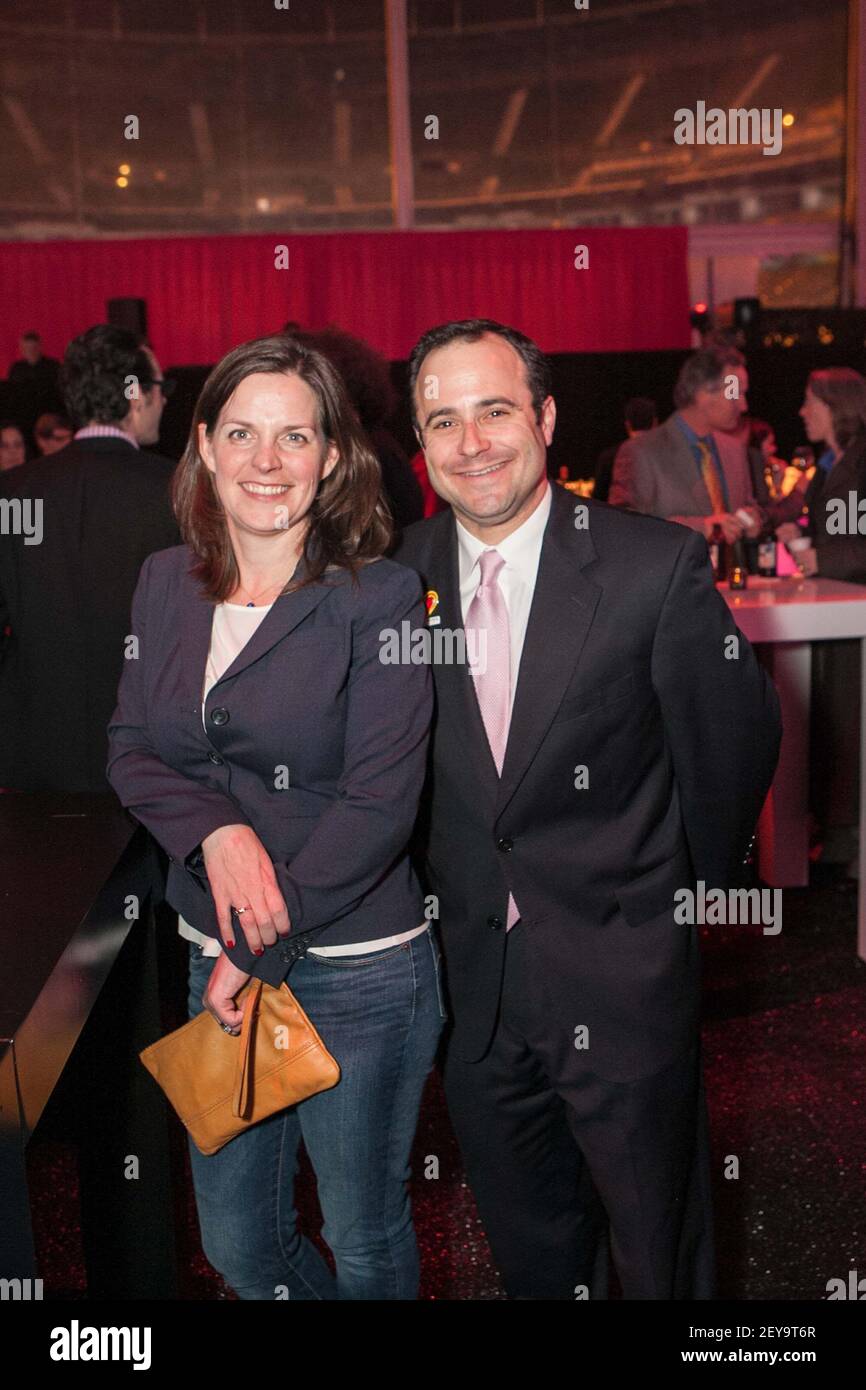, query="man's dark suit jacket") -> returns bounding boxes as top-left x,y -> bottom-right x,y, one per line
394,484 -> 782,1083
0,436 -> 180,792
106,546 -> 432,983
